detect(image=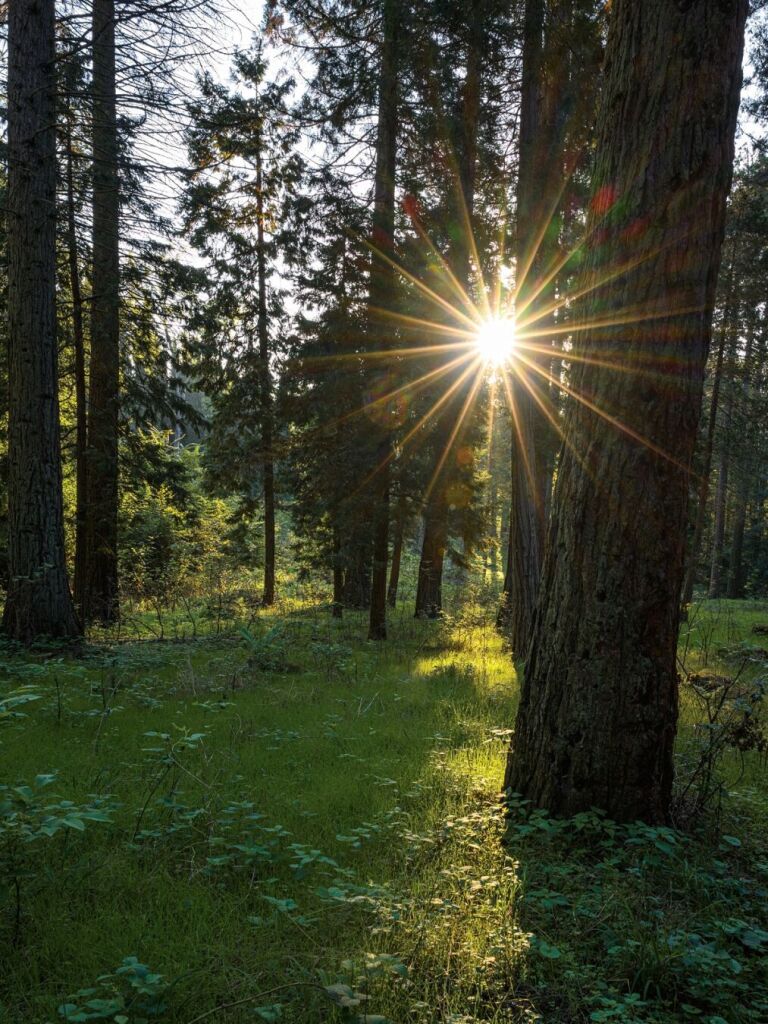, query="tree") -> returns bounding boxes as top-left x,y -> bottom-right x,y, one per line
498,0 -> 602,652
504,0 -> 747,823
183,49 -> 300,607
367,0 -> 401,641
2,0 -> 80,641
413,0 -> 484,619
83,0 -> 121,623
